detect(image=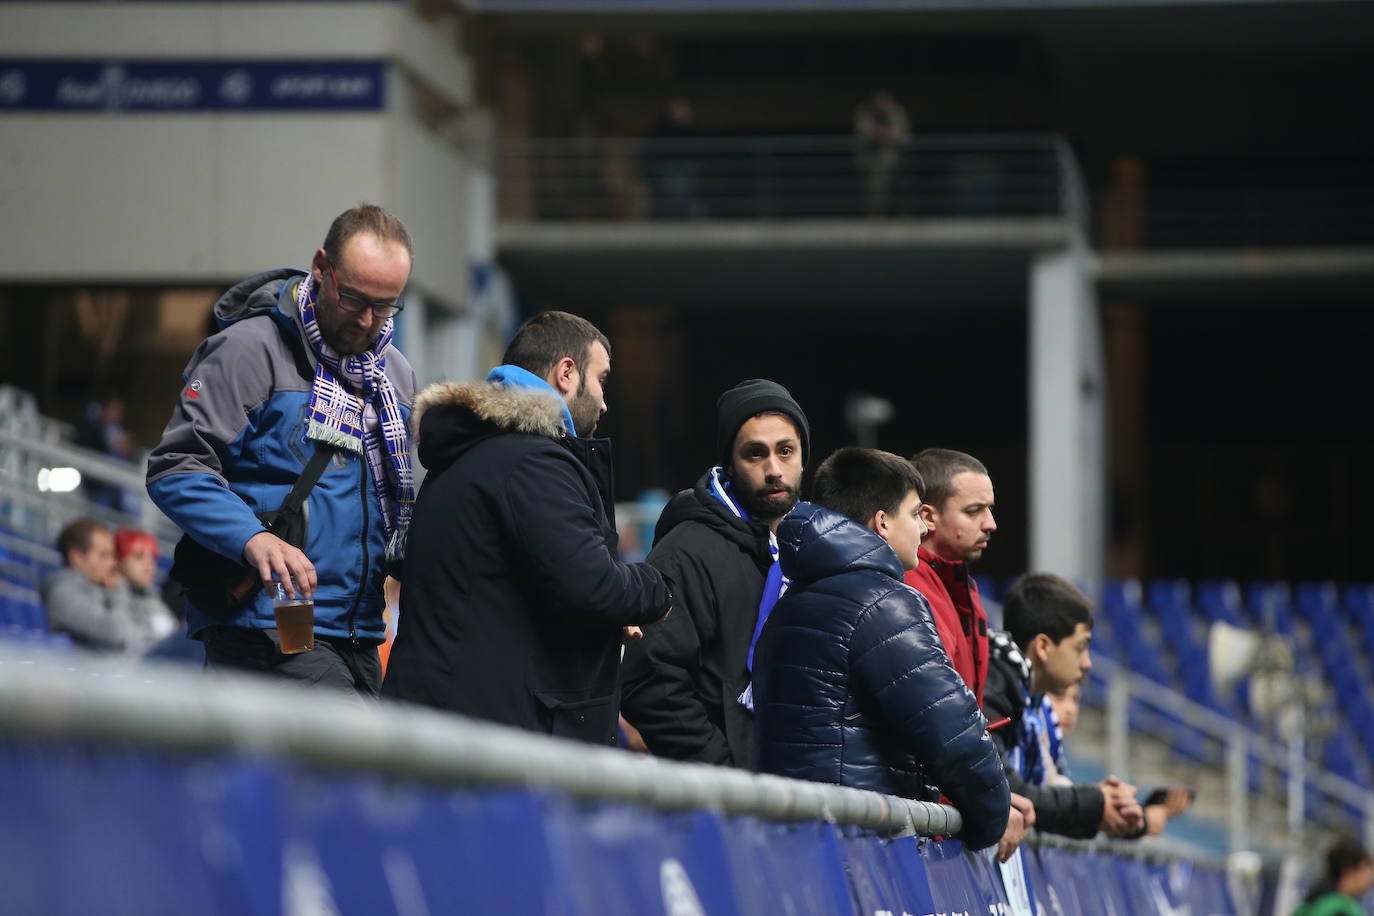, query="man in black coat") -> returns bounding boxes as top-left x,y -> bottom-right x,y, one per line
984,572 -> 1144,838
753,447 -> 1019,855
382,311 -> 672,745
620,380 -> 809,768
